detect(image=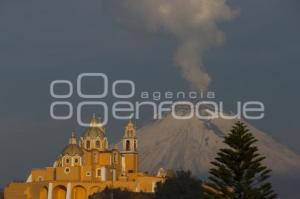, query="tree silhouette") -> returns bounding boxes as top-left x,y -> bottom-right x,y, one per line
204,121 -> 277,199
